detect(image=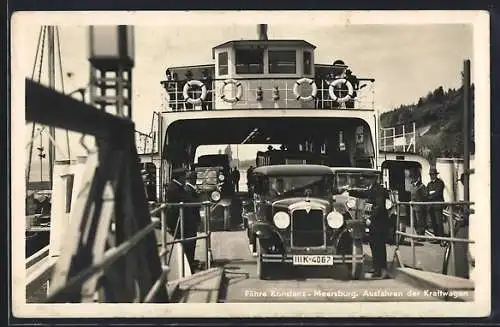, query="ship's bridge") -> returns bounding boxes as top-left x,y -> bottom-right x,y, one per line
161,39 -> 375,111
